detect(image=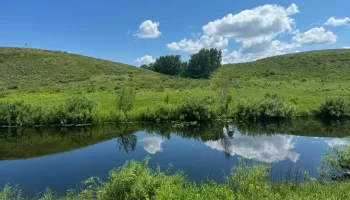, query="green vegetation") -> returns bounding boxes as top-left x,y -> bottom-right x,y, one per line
234,94 -> 299,121
140,48 -> 222,78
1,47 -> 350,125
2,155 -> 350,200
184,48 -> 222,79
315,96 -> 350,119
153,55 -> 182,76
